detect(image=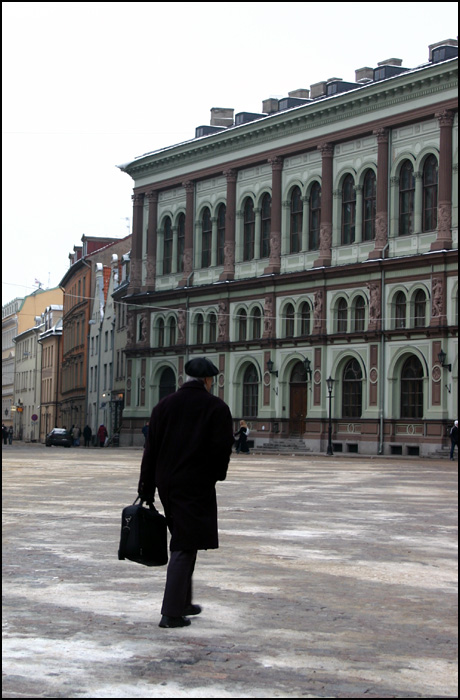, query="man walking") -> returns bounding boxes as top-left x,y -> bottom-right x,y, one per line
138,357 -> 234,628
